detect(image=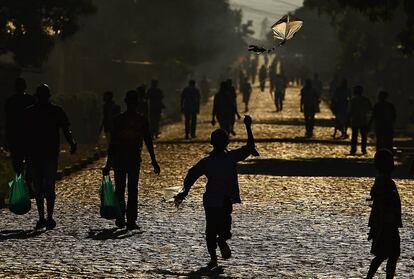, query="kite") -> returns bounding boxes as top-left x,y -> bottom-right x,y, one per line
248,15 -> 303,54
